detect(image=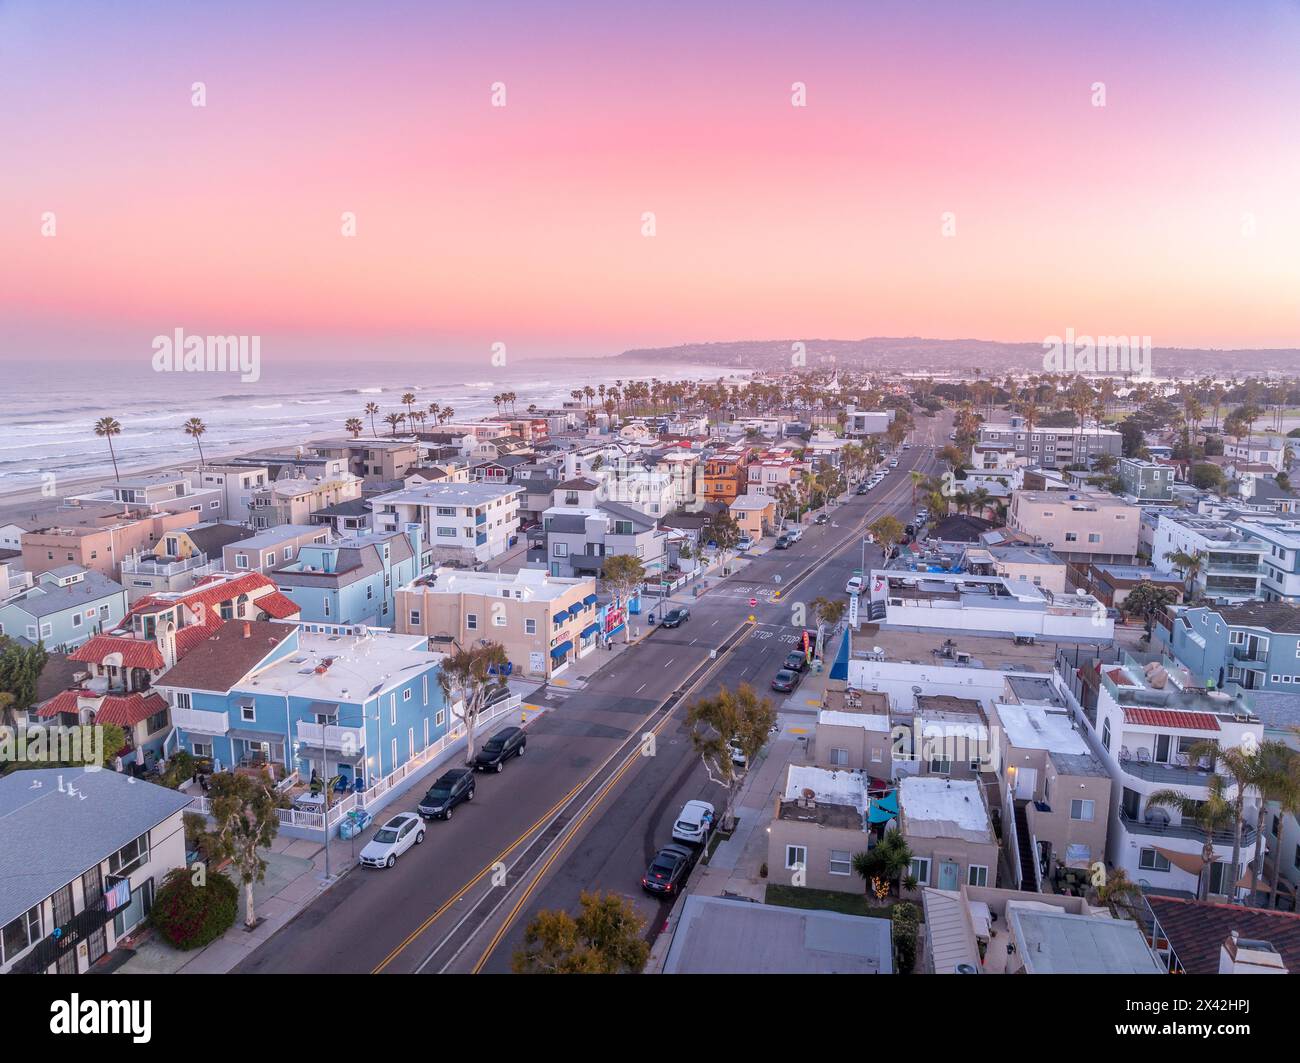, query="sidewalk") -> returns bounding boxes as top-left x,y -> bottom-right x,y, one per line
116,704 -> 544,975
